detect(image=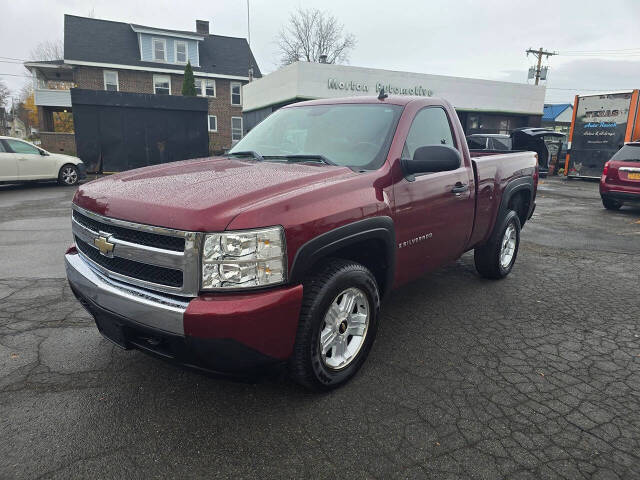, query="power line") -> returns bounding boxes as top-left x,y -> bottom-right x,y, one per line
561,47 -> 640,54
545,87 -> 629,91
0,56 -> 28,62
0,73 -> 32,78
